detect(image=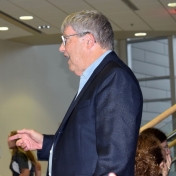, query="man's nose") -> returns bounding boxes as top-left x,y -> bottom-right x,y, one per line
59,43 -> 65,52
